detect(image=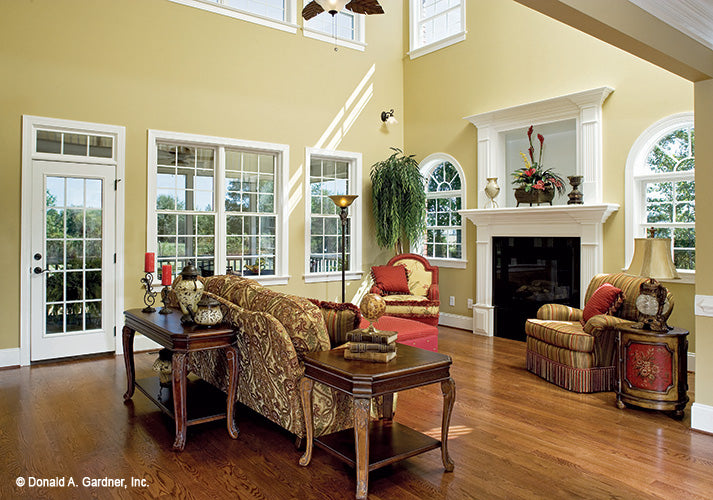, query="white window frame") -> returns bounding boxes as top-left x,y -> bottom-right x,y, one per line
147,130 -> 290,285
166,0 -> 298,34
302,1 -> 366,51
625,112 -> 695,284
408,0 -> 466,59
304,147 -> 363,283
415,152 -> 467,269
